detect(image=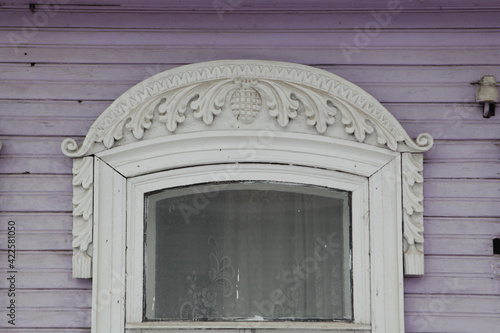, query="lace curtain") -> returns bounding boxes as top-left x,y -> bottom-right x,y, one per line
145,182 -> 351,321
